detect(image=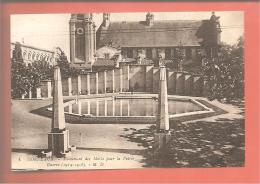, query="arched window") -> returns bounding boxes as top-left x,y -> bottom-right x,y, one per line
32,52 -> 36,60
23,52 -> 27,59
40,55 -> 43,61
36,54 -> 40,60
28,52 -> 32,60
